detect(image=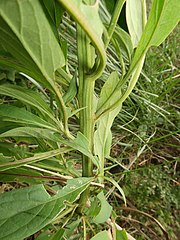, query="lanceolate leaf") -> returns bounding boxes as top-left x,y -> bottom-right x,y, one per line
0,84 -> 56,123
126,0 -> 146,48
129,0 -> 180,75
0,128 -> 96,165
94,72 -> 122,173
41,0 -> 64,28
0,177 -> 92,240
63,72 -> 77,104
0,0 -> 65,89
113,27 -> 133,61
0,148 -> 71,171
0,105 -> 58,131
116,229 -> 128,240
